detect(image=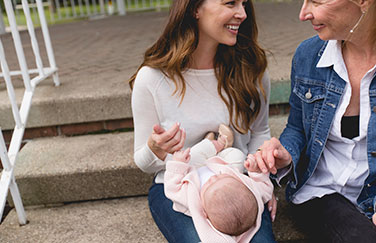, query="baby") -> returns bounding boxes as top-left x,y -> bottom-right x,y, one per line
164,124 -> 273,243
